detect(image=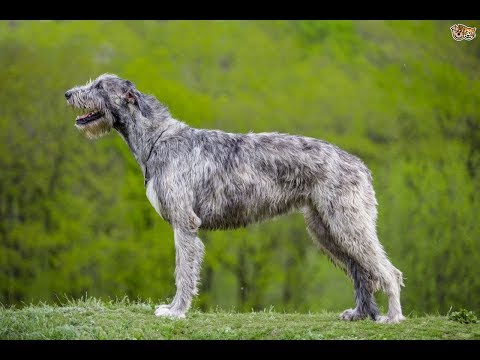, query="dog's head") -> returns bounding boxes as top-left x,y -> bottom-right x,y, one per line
464,26 -> 476,41
65,73 -> 148,139
450,24 -> 466,41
